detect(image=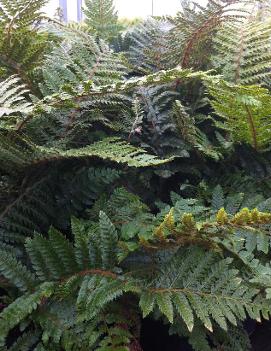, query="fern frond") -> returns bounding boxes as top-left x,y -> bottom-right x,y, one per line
7,330 -> 41,351
25,231 -> 77,281
140,247 -> 269,331
213,19 -> 271,85
40,27 -> 127,96
168,0 -> 246,69
0,1 -> 49,92
0,176 -> 55,245
126,18 -> 170,74
0,75 -> 32,123
205,77 -> 271,150
77,276 -> 133,321
0,249 -> 36,291
99,211 -> 118,269
0,167 -> 121,246
37,67 -> 209,112
0,0 -> 47,28
172,100 -> 222,159
0,132 -> 170,175
0,282 -> 55,347
72,217 -> 92,270
83,0 -> 120,40
142,202 -> 271,252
